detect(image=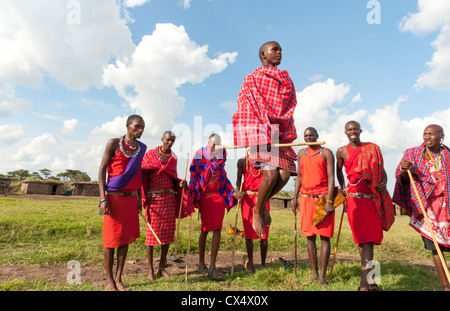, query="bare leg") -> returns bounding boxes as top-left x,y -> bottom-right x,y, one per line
208,230 -> 221,278
115,244 -> 130,291
306,236 -> 319,282
432,250 -> 450,291
146,245 -> 155,281
157,244 -> 172,278
253,169 -> 278,236
245,239 -> 255,274
104,248 -> 117,291
260,238 -> 268,268
319,236 -> 331,287
198,231 -> 208,272
358,242 -> 373,291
